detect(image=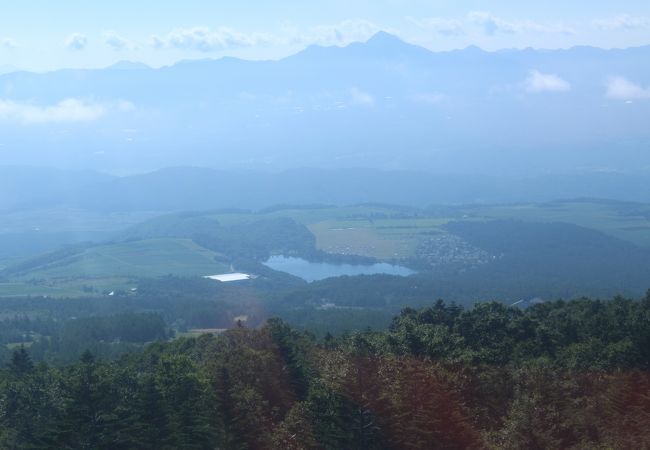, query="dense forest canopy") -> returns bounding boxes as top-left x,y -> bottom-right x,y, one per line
1,293 -> 649,448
